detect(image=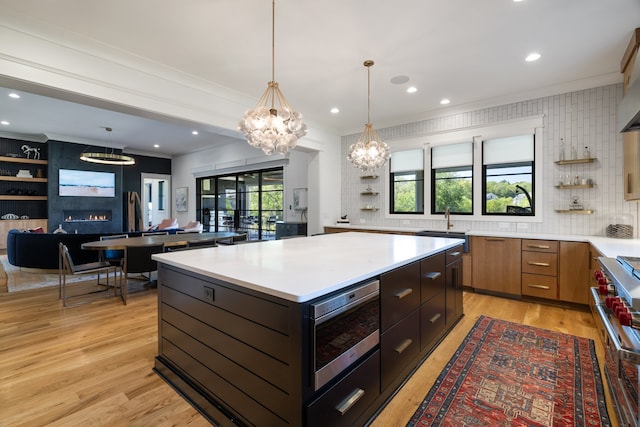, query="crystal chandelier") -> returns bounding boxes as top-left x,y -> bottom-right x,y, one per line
238,0 -> 307,155
347,60 -> 390,172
